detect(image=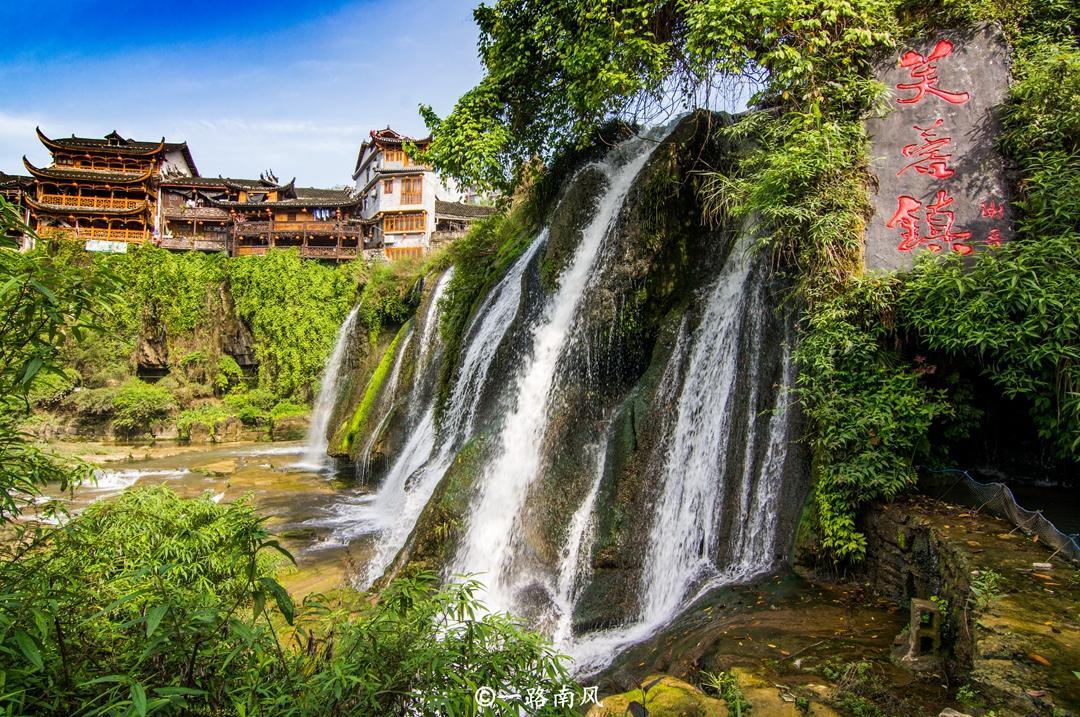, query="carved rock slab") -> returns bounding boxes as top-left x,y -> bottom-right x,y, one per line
865,24 -> 1012,272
